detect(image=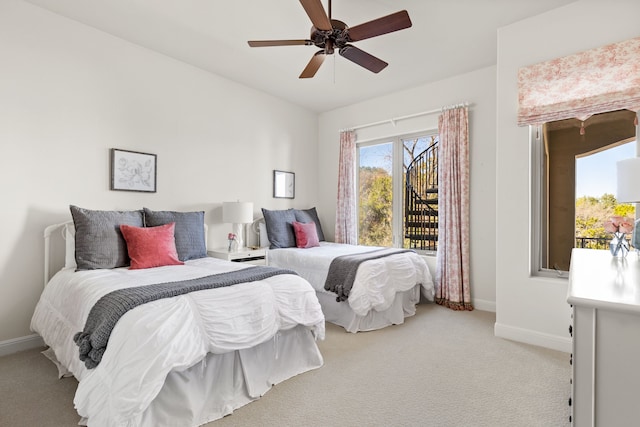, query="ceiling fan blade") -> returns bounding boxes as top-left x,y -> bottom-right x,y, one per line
339,45 -> 388,73
299,51 -> 326,79
347,10 -> 412,42
299,0 -> 332,31
248,40 -> 312,47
